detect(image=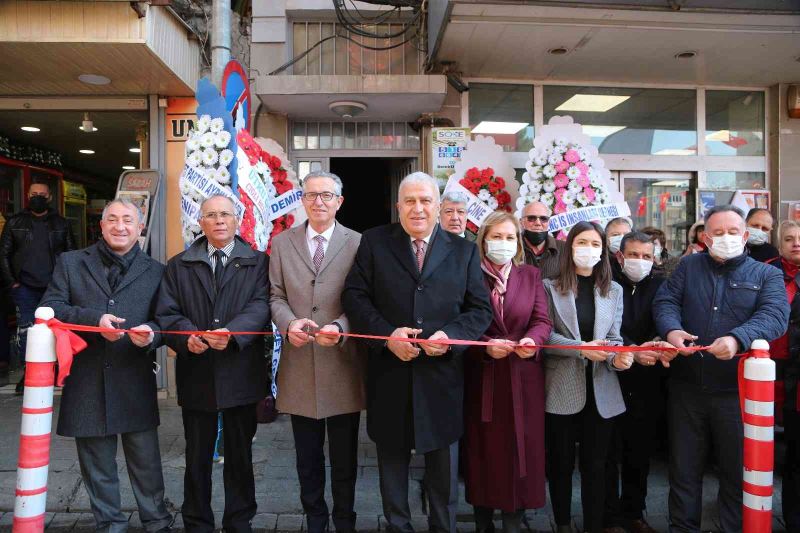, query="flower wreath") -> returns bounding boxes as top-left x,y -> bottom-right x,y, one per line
458,166 -> 512,233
